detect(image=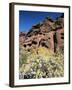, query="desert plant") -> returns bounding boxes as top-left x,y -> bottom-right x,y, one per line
19,46 -> 64,79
